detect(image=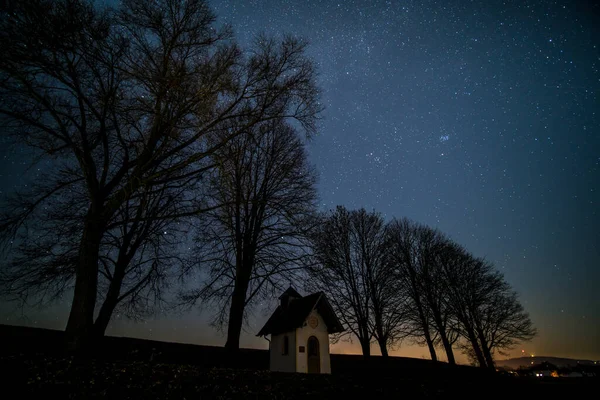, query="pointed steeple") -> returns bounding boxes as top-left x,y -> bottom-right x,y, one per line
279,286 -> 302,309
